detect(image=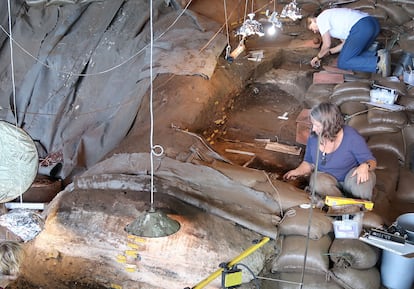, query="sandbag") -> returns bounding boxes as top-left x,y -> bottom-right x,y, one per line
330,90 -> 370,107
375,1 -> 412,26
329,239 -> 380,269
395,167 -> 414,202
340,101 -> 368,117
362,211 -> 384,229
278,206 -> 333,240
329,266 -> 381,289
278,272 -> 343,289
374,167 -> 400,200
342,0 -> 375,10
304,84 -> 335,109
271,235 -> 332,275
332,81 -> 371,96
347,113 -> 400,138
398,95 -> 414,111
367,108 -> 408,128
368,131 -> 405,163
362,7 -> 388,21
371,147 -> 401,170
